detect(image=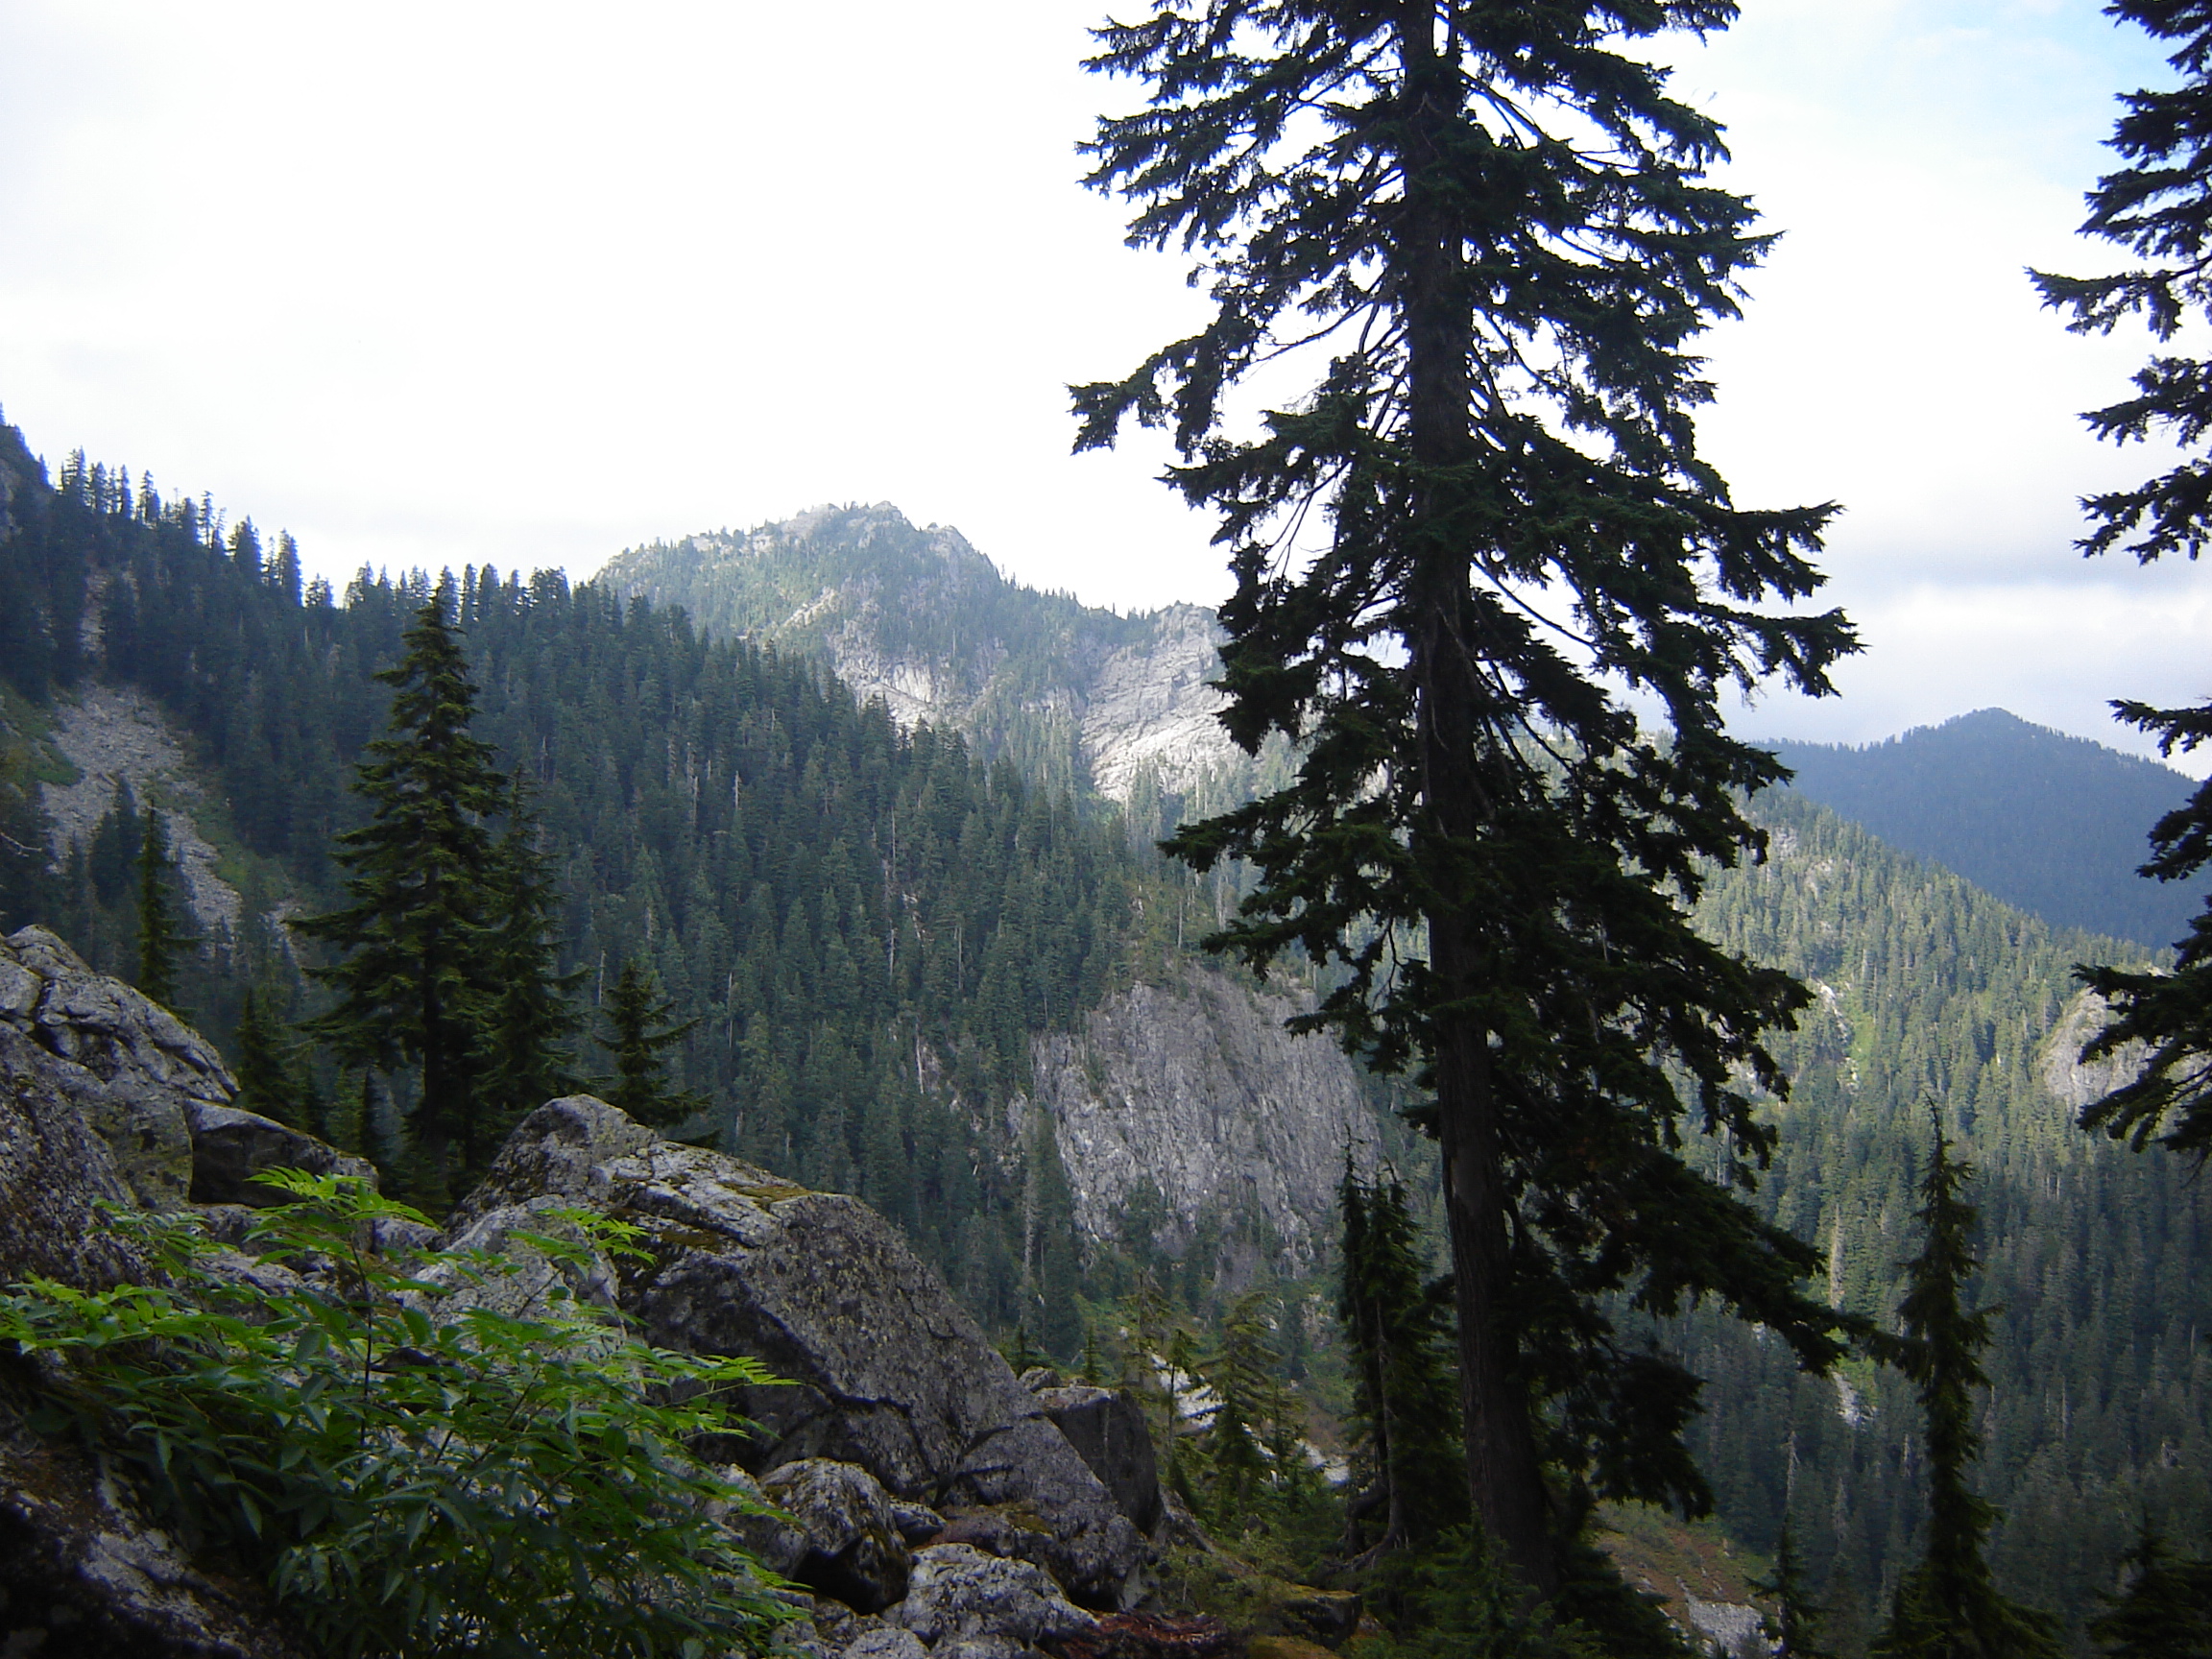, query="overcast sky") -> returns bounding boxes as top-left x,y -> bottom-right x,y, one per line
0,2 -> 2202,769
